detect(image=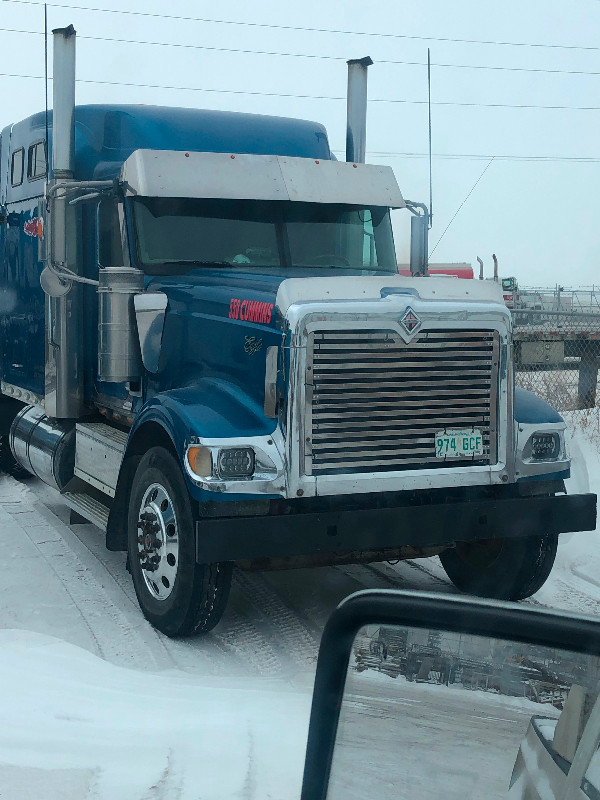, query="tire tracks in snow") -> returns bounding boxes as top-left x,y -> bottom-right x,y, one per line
229,570 -> 320,675
213,606 -> 284,676
533,573 -> 600,616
